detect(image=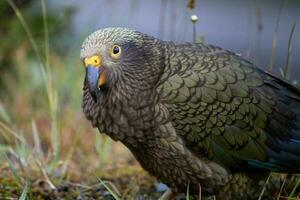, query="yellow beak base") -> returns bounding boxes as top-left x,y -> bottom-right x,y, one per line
98,73 -> 106,87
